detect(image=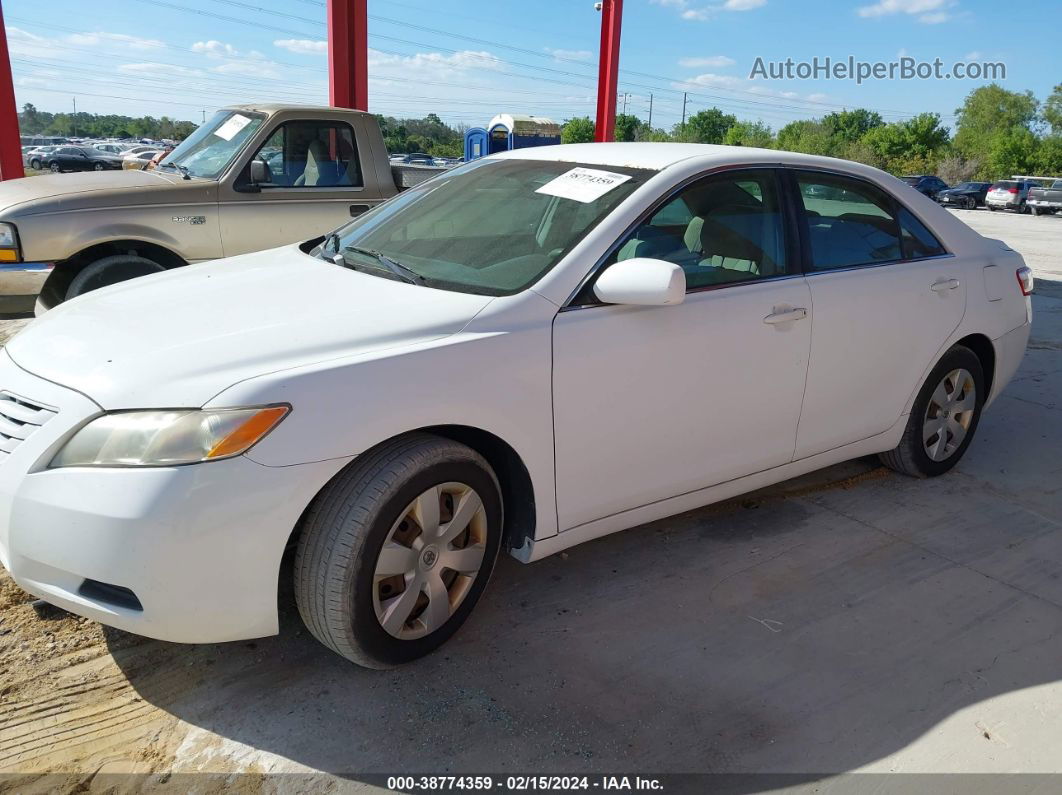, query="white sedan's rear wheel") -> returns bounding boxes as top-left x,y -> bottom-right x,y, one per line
879,345 -> 984,478
295,434 -> 502,668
